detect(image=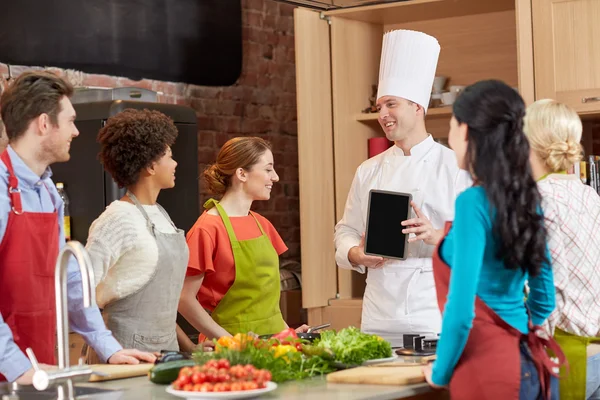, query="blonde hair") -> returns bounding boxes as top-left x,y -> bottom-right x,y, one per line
204,137 -> 272,195
524,99 -> 583,172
